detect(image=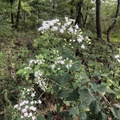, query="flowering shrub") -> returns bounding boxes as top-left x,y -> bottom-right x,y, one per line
16,17 -> 120,119
14,87 -> 42,120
